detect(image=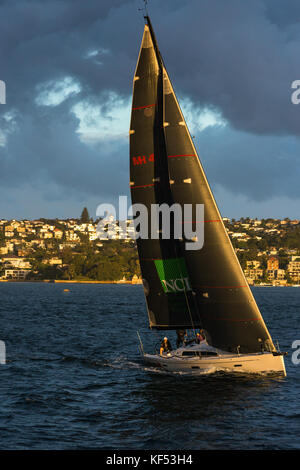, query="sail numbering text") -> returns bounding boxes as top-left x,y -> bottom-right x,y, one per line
96,196 -> 204,251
